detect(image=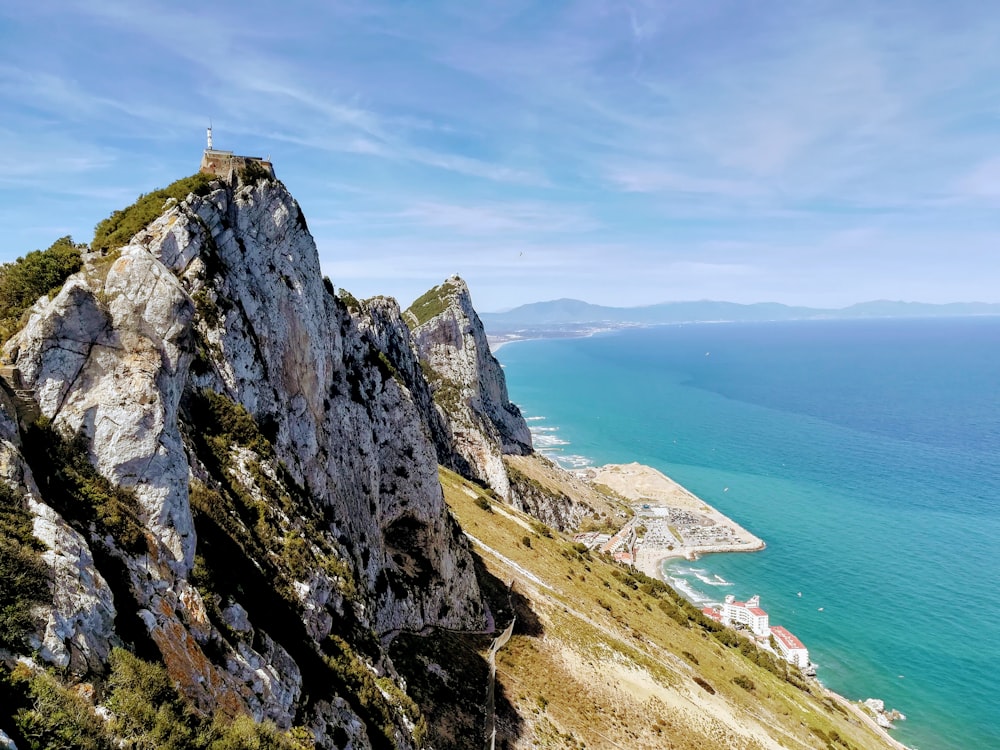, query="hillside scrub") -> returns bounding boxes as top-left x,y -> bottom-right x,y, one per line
22,419 -> 146,554
0,236 -> 84,342
404,278 -> 460,327
0,483 -> 49,651
91,173 -> 215,255
440,466 -> 894,750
